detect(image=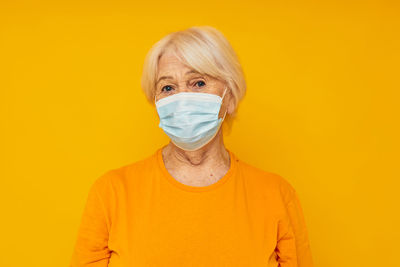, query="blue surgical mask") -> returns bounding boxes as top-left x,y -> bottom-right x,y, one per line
155,87 -> 228,151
